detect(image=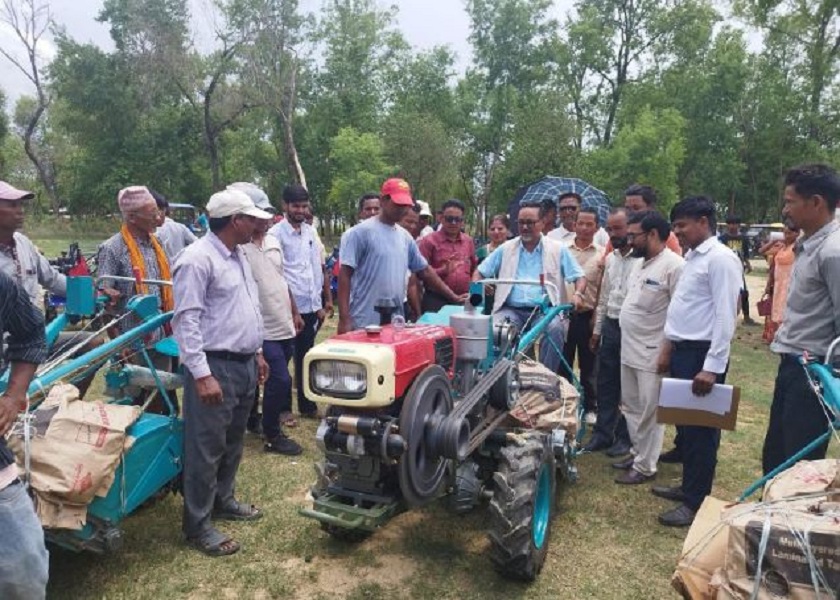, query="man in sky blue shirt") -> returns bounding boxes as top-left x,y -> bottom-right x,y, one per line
338,178 -> 466,333
475,201 -> 585,372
